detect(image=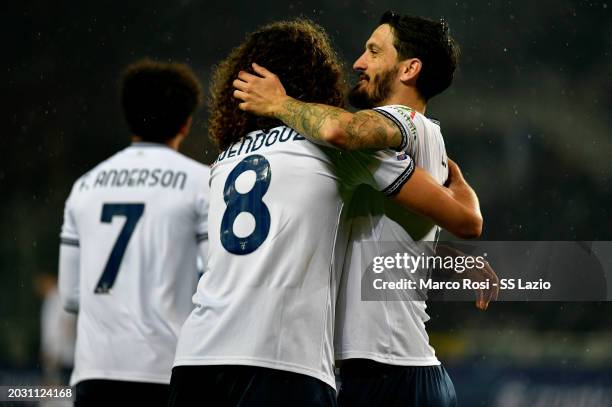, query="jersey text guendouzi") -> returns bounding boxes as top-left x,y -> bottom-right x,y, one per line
215,127 -> 305,164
